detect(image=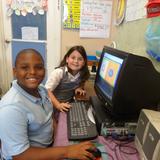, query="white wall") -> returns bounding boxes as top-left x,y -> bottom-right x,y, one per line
46,0 -> 62,75
0,1 -> 13,93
